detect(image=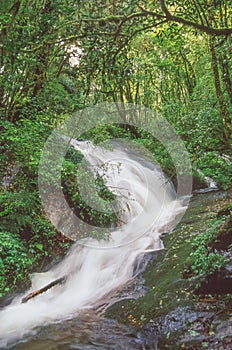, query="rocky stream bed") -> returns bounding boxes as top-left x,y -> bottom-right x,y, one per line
106,189 -> 232,349
1,189 -> 231,350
